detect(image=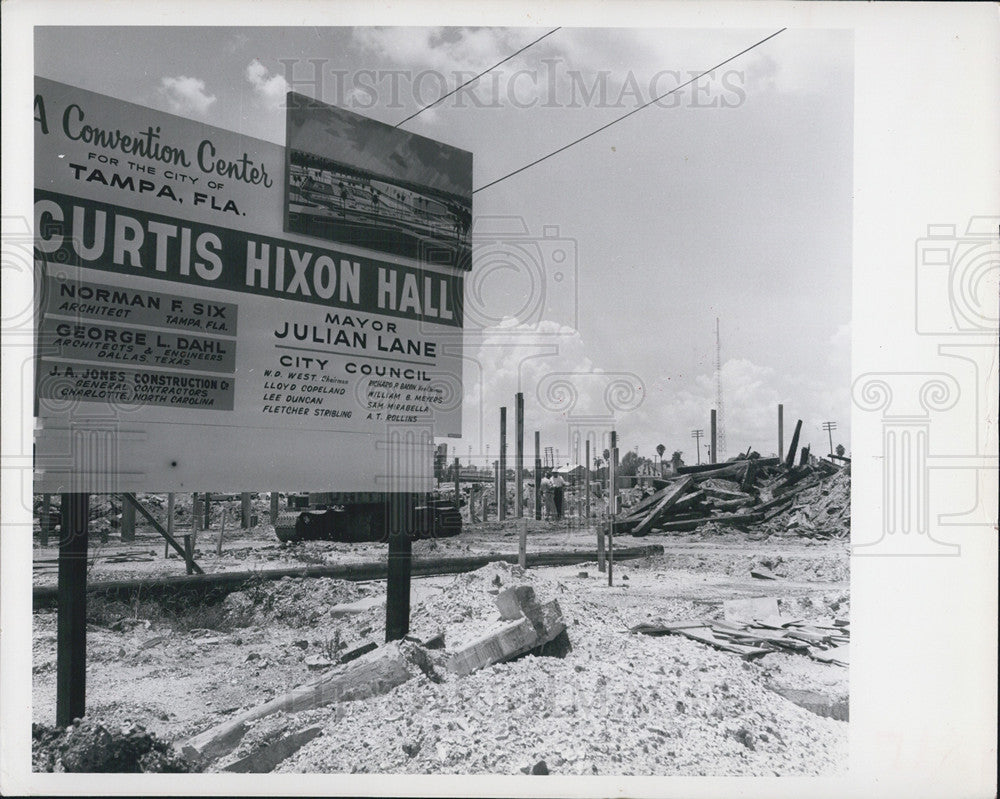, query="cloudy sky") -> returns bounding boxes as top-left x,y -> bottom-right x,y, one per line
35,26 -> 853,466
